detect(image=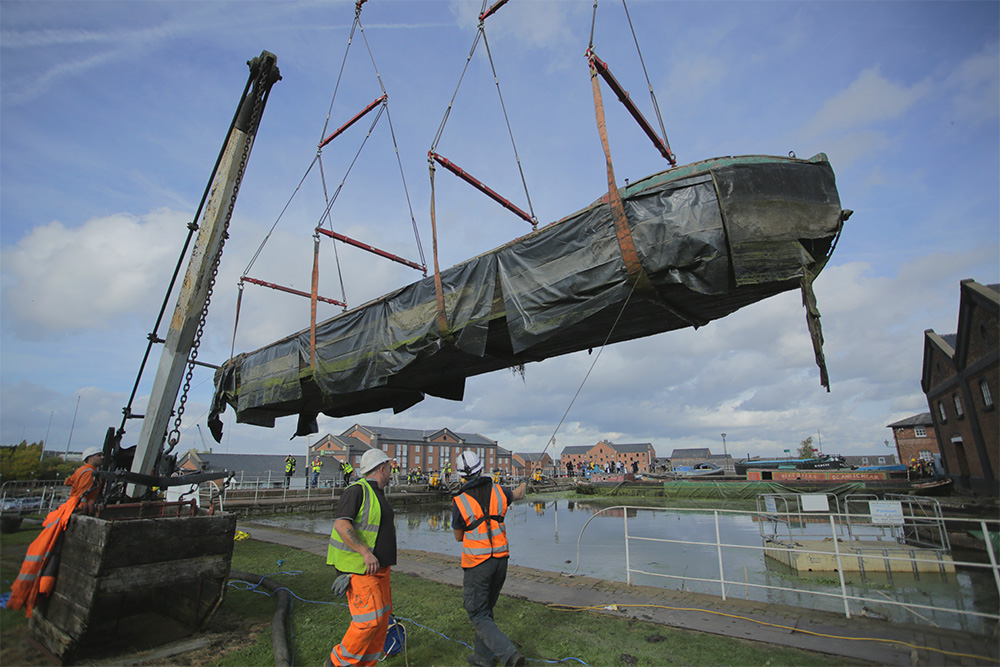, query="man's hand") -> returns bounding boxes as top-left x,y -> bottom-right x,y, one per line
362,550 -> 381,575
